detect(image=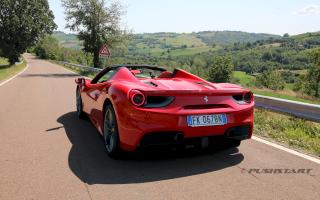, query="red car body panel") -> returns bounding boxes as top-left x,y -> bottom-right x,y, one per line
76,66 -> 254,151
